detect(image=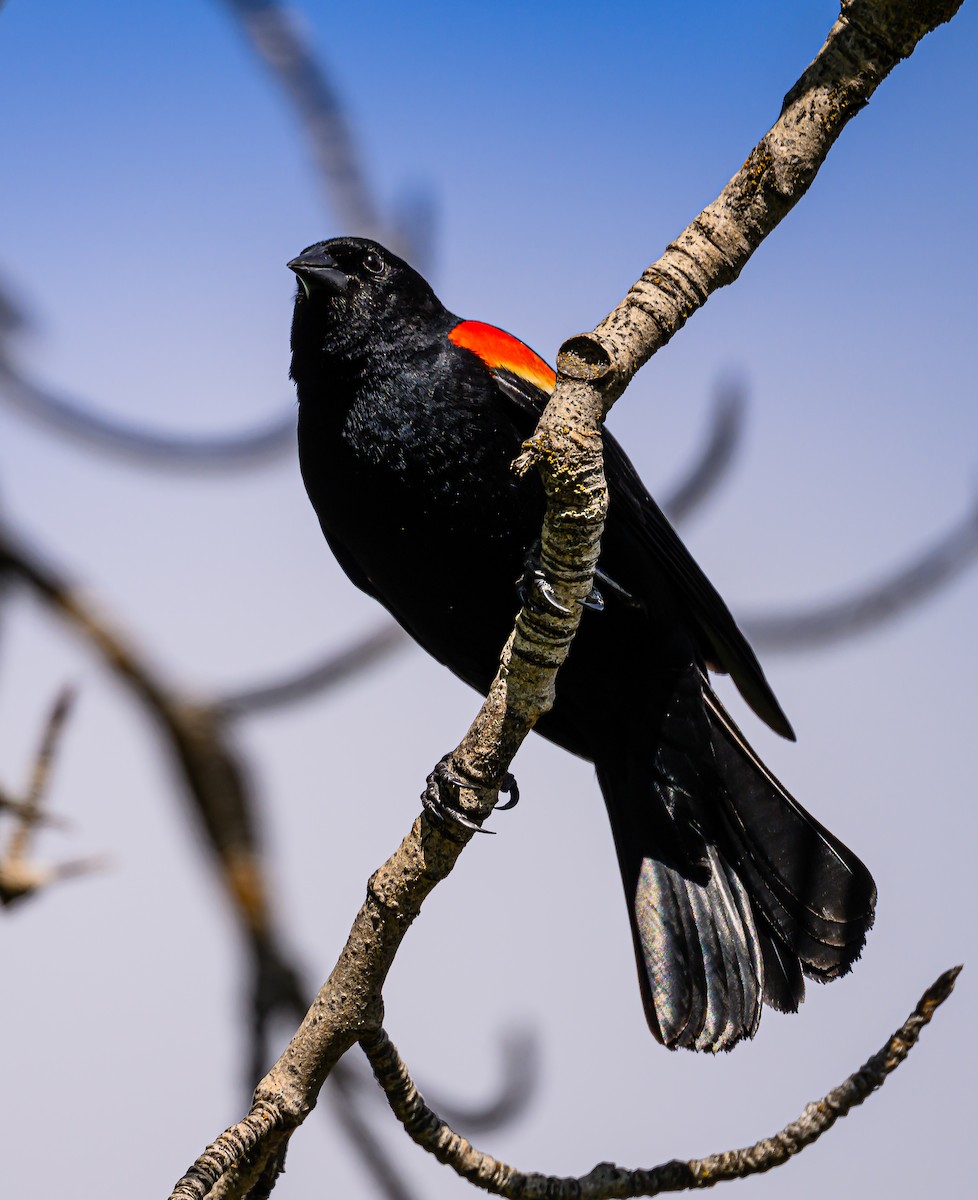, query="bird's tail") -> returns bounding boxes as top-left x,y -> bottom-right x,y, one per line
596,668 -> 876,1052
